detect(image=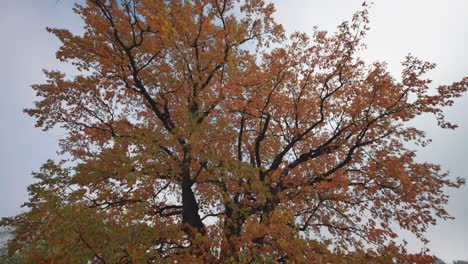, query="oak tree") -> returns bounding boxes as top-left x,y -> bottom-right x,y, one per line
2,0 -> 467,263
